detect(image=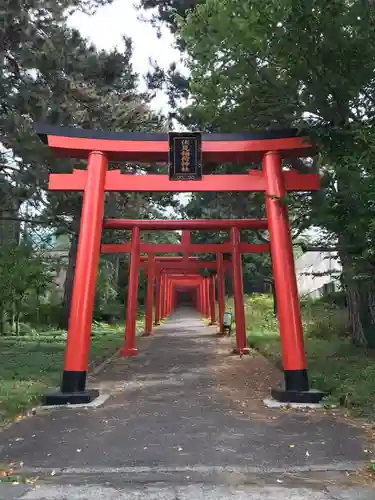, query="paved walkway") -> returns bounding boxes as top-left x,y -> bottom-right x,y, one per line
0,309 -> 374,499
